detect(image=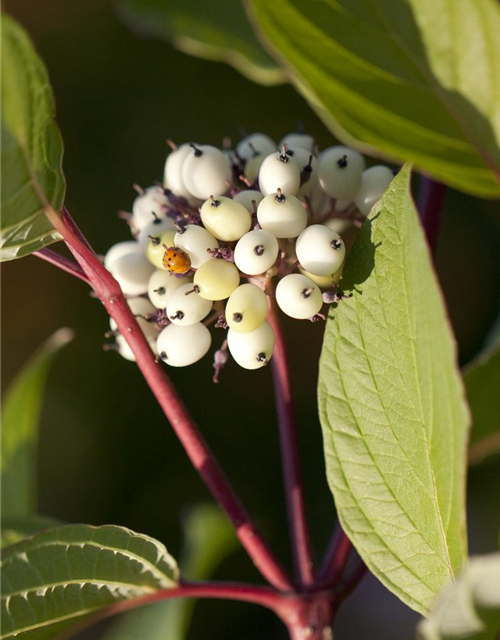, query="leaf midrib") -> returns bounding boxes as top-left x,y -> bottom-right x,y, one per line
2,539 -> 175,586
2,578 -> 157,601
